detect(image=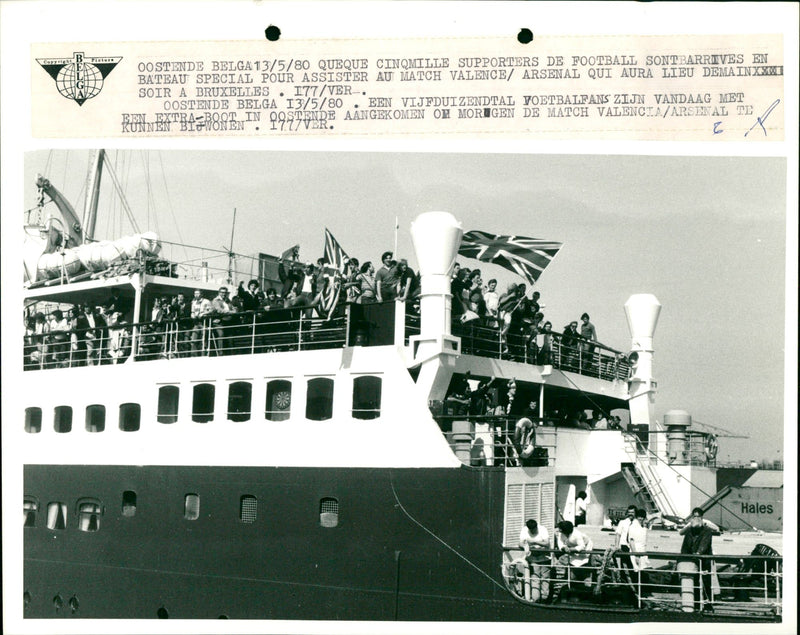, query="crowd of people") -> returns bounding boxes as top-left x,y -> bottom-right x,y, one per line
447,262 -> 602,368
24,249 -> 609,370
